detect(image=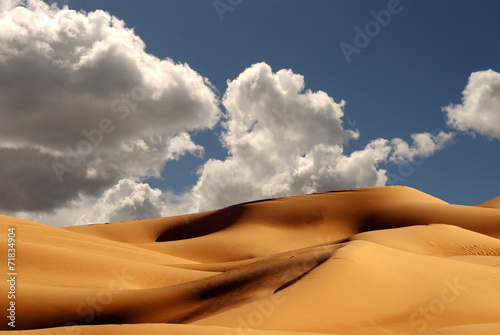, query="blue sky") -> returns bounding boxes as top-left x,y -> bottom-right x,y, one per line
76,0 -> 499,204
1,0 -> 499,225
